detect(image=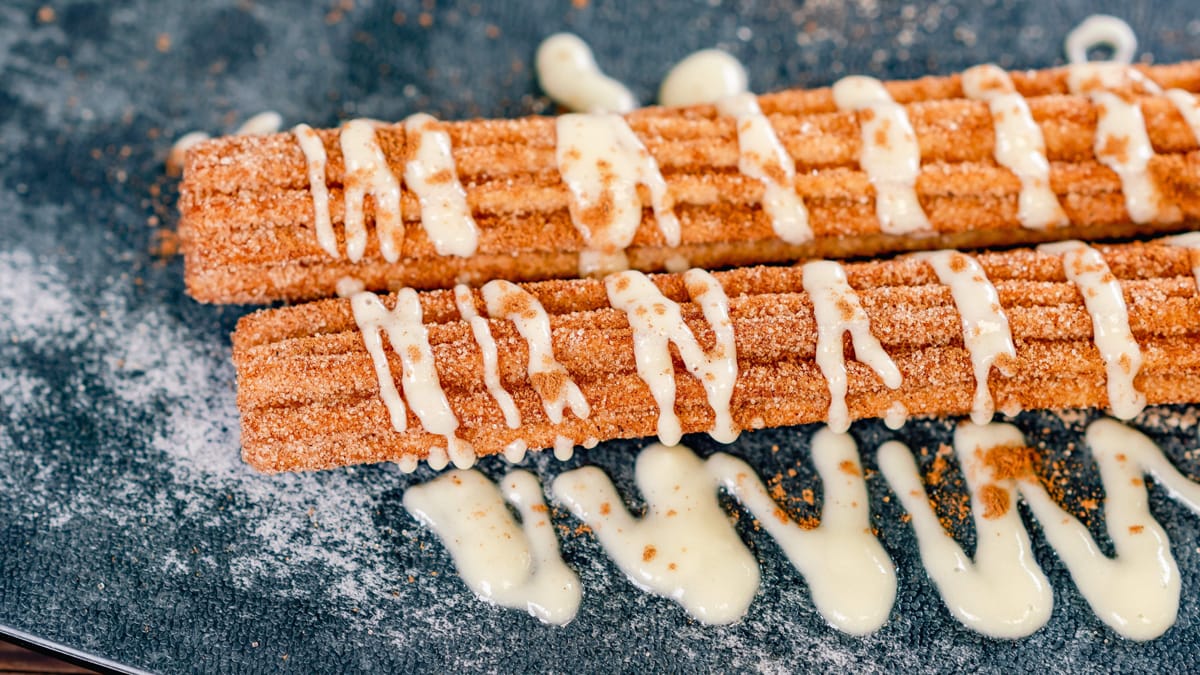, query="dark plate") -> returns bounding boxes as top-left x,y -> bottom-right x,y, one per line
3,1 -> 1200,672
